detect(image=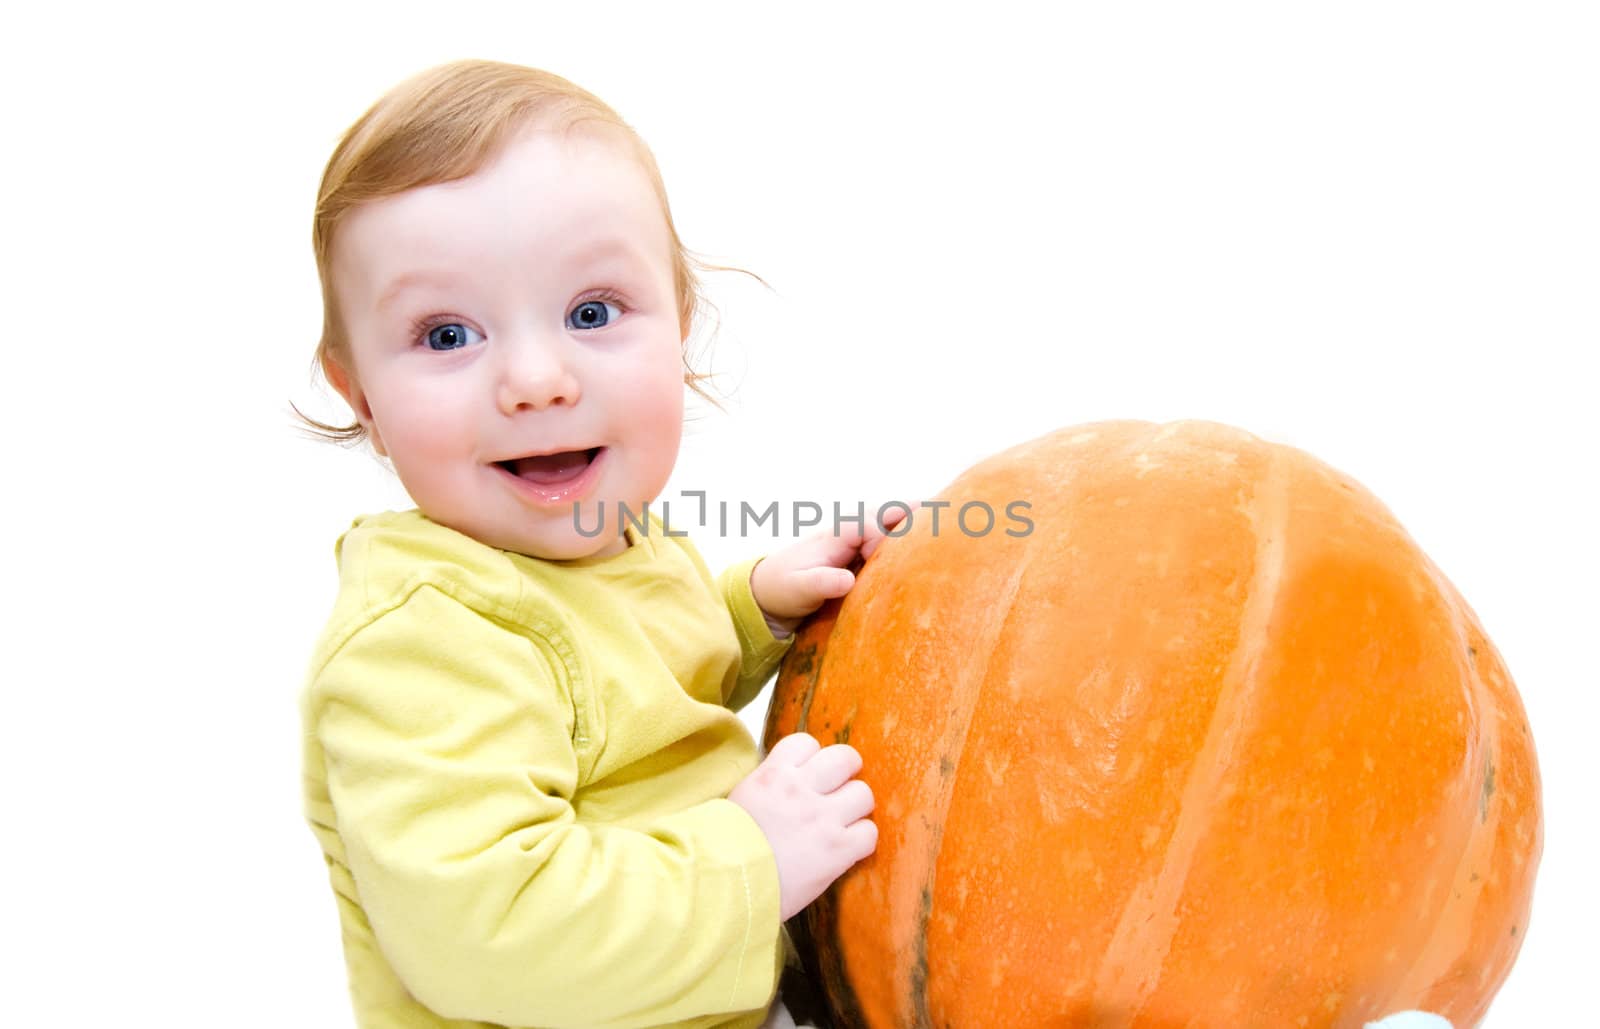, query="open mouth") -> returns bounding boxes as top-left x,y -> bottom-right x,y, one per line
495,446 -> 603,486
